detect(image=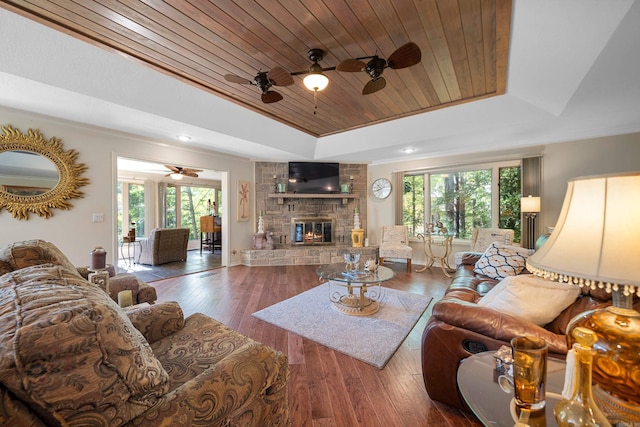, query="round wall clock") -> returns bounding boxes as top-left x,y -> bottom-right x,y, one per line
372,178 -> 392,199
